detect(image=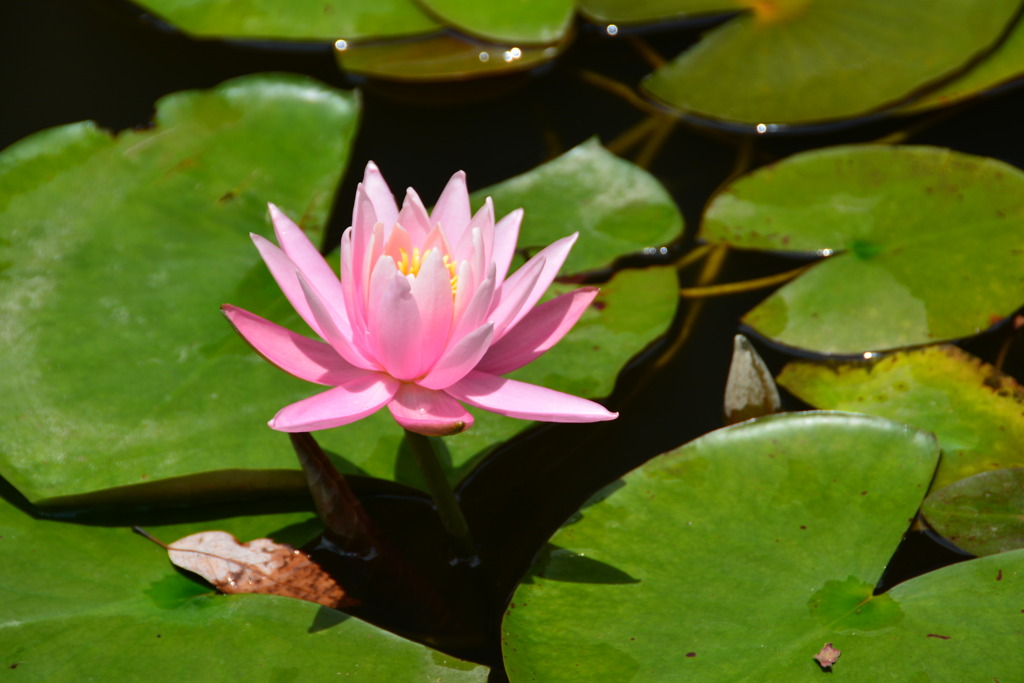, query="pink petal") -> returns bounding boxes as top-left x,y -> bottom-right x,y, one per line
296,273 -> 378,370
487,254 -> 545,339
251,233 -> 325,339
221,305 -> 363,385
269,373 -> 400,432
382,224 -> 413,264
476,287 -> 598,375
493,232 -> 578,340
360,162 -> 399,228
431,170 -> 471,242
267,204 -> 345,309
446,371 -> 618,423
468,227 -> 487,293
454,198 -> 494,264
350,186 -> 377,291
419,323 -> 494,390
492,208 -> 523,284
396,188 -> 432,241
410,249 -> 454,367
421,224 -> 455,258
367,262 -> 423,380
339,227 -> 367,334
387,384 -> 473,436
452,262 -> 496,339
362,221 -> 387,295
